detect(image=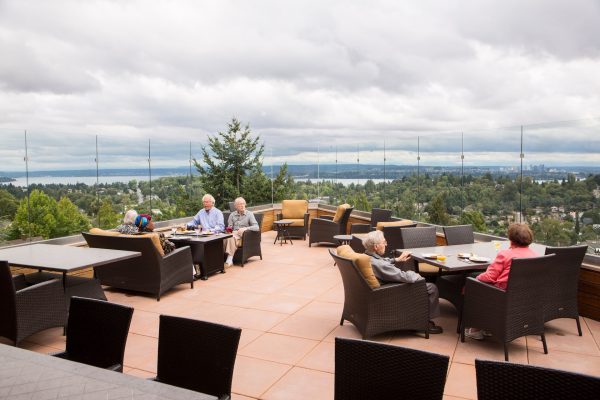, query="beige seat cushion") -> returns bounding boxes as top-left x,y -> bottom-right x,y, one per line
418,262 -> 439,274
332,203 -> 351,223
89,227 -> 120,236
336,245 -> 380,289
121,232 -> 165,257
376,220 -> 414,231
281,200 -> 308,221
